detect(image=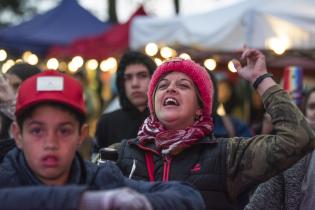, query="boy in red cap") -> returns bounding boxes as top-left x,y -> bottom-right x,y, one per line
0,70 -> 204,210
